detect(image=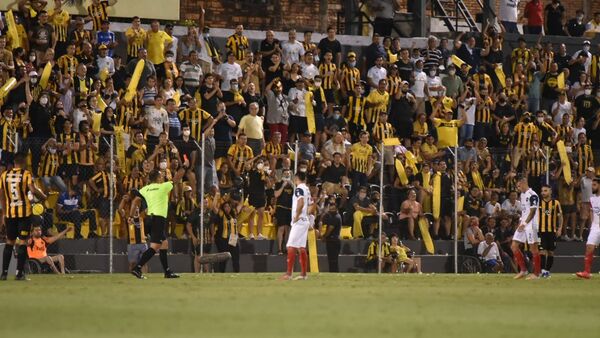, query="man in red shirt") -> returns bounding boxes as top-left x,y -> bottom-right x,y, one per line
523,0 -> 544,34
